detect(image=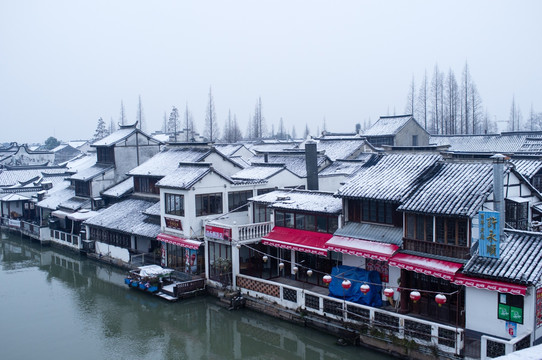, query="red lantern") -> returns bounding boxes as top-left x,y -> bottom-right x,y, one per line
410,291 -> 421,303
323,274 -> 332,285
384,288 -> 394,299
435,294 -> 447,307
360,284 -> 370,295
341,279 -> 352,290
